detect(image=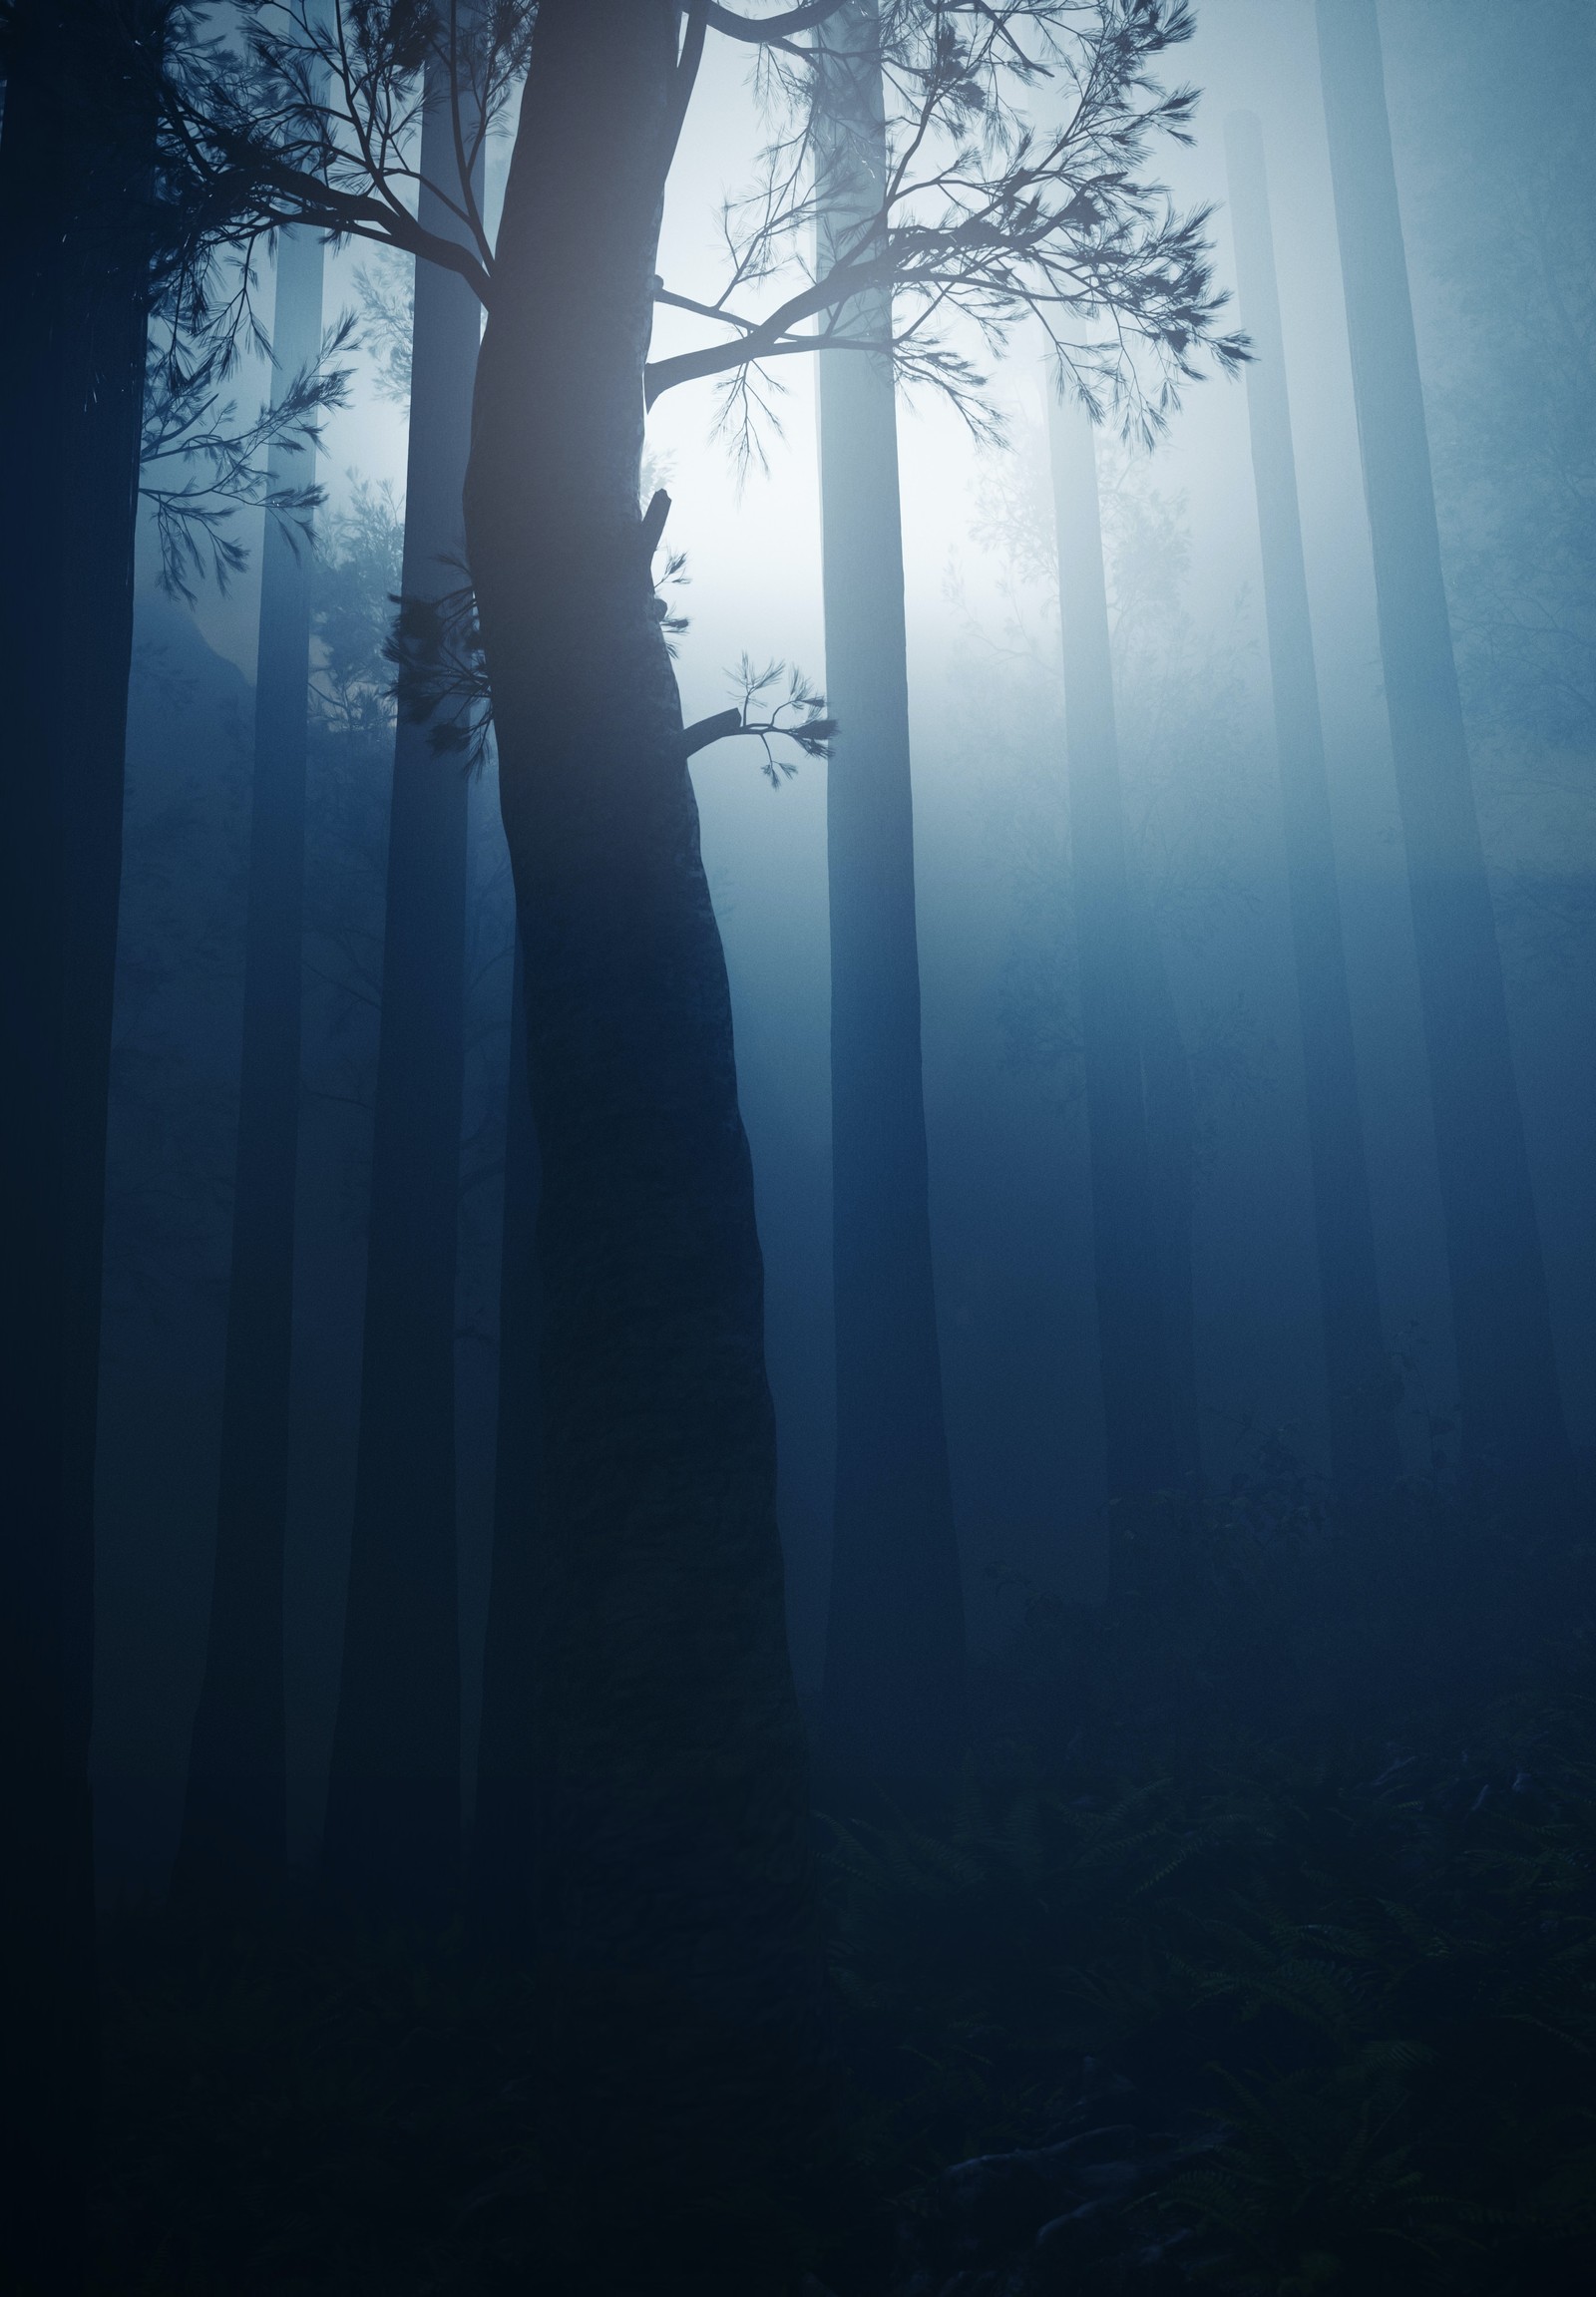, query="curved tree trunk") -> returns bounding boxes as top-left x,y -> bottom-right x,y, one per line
178,218 -> 325,1900
0,5 -> 159,2283
1315,0 -> 1567,1476
1048,384 -> 1177,1499
815,0 -> 967,1788
321,65 -> 480,1923
1225,110 -> 1400,1502
462,3 -> 827,2273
